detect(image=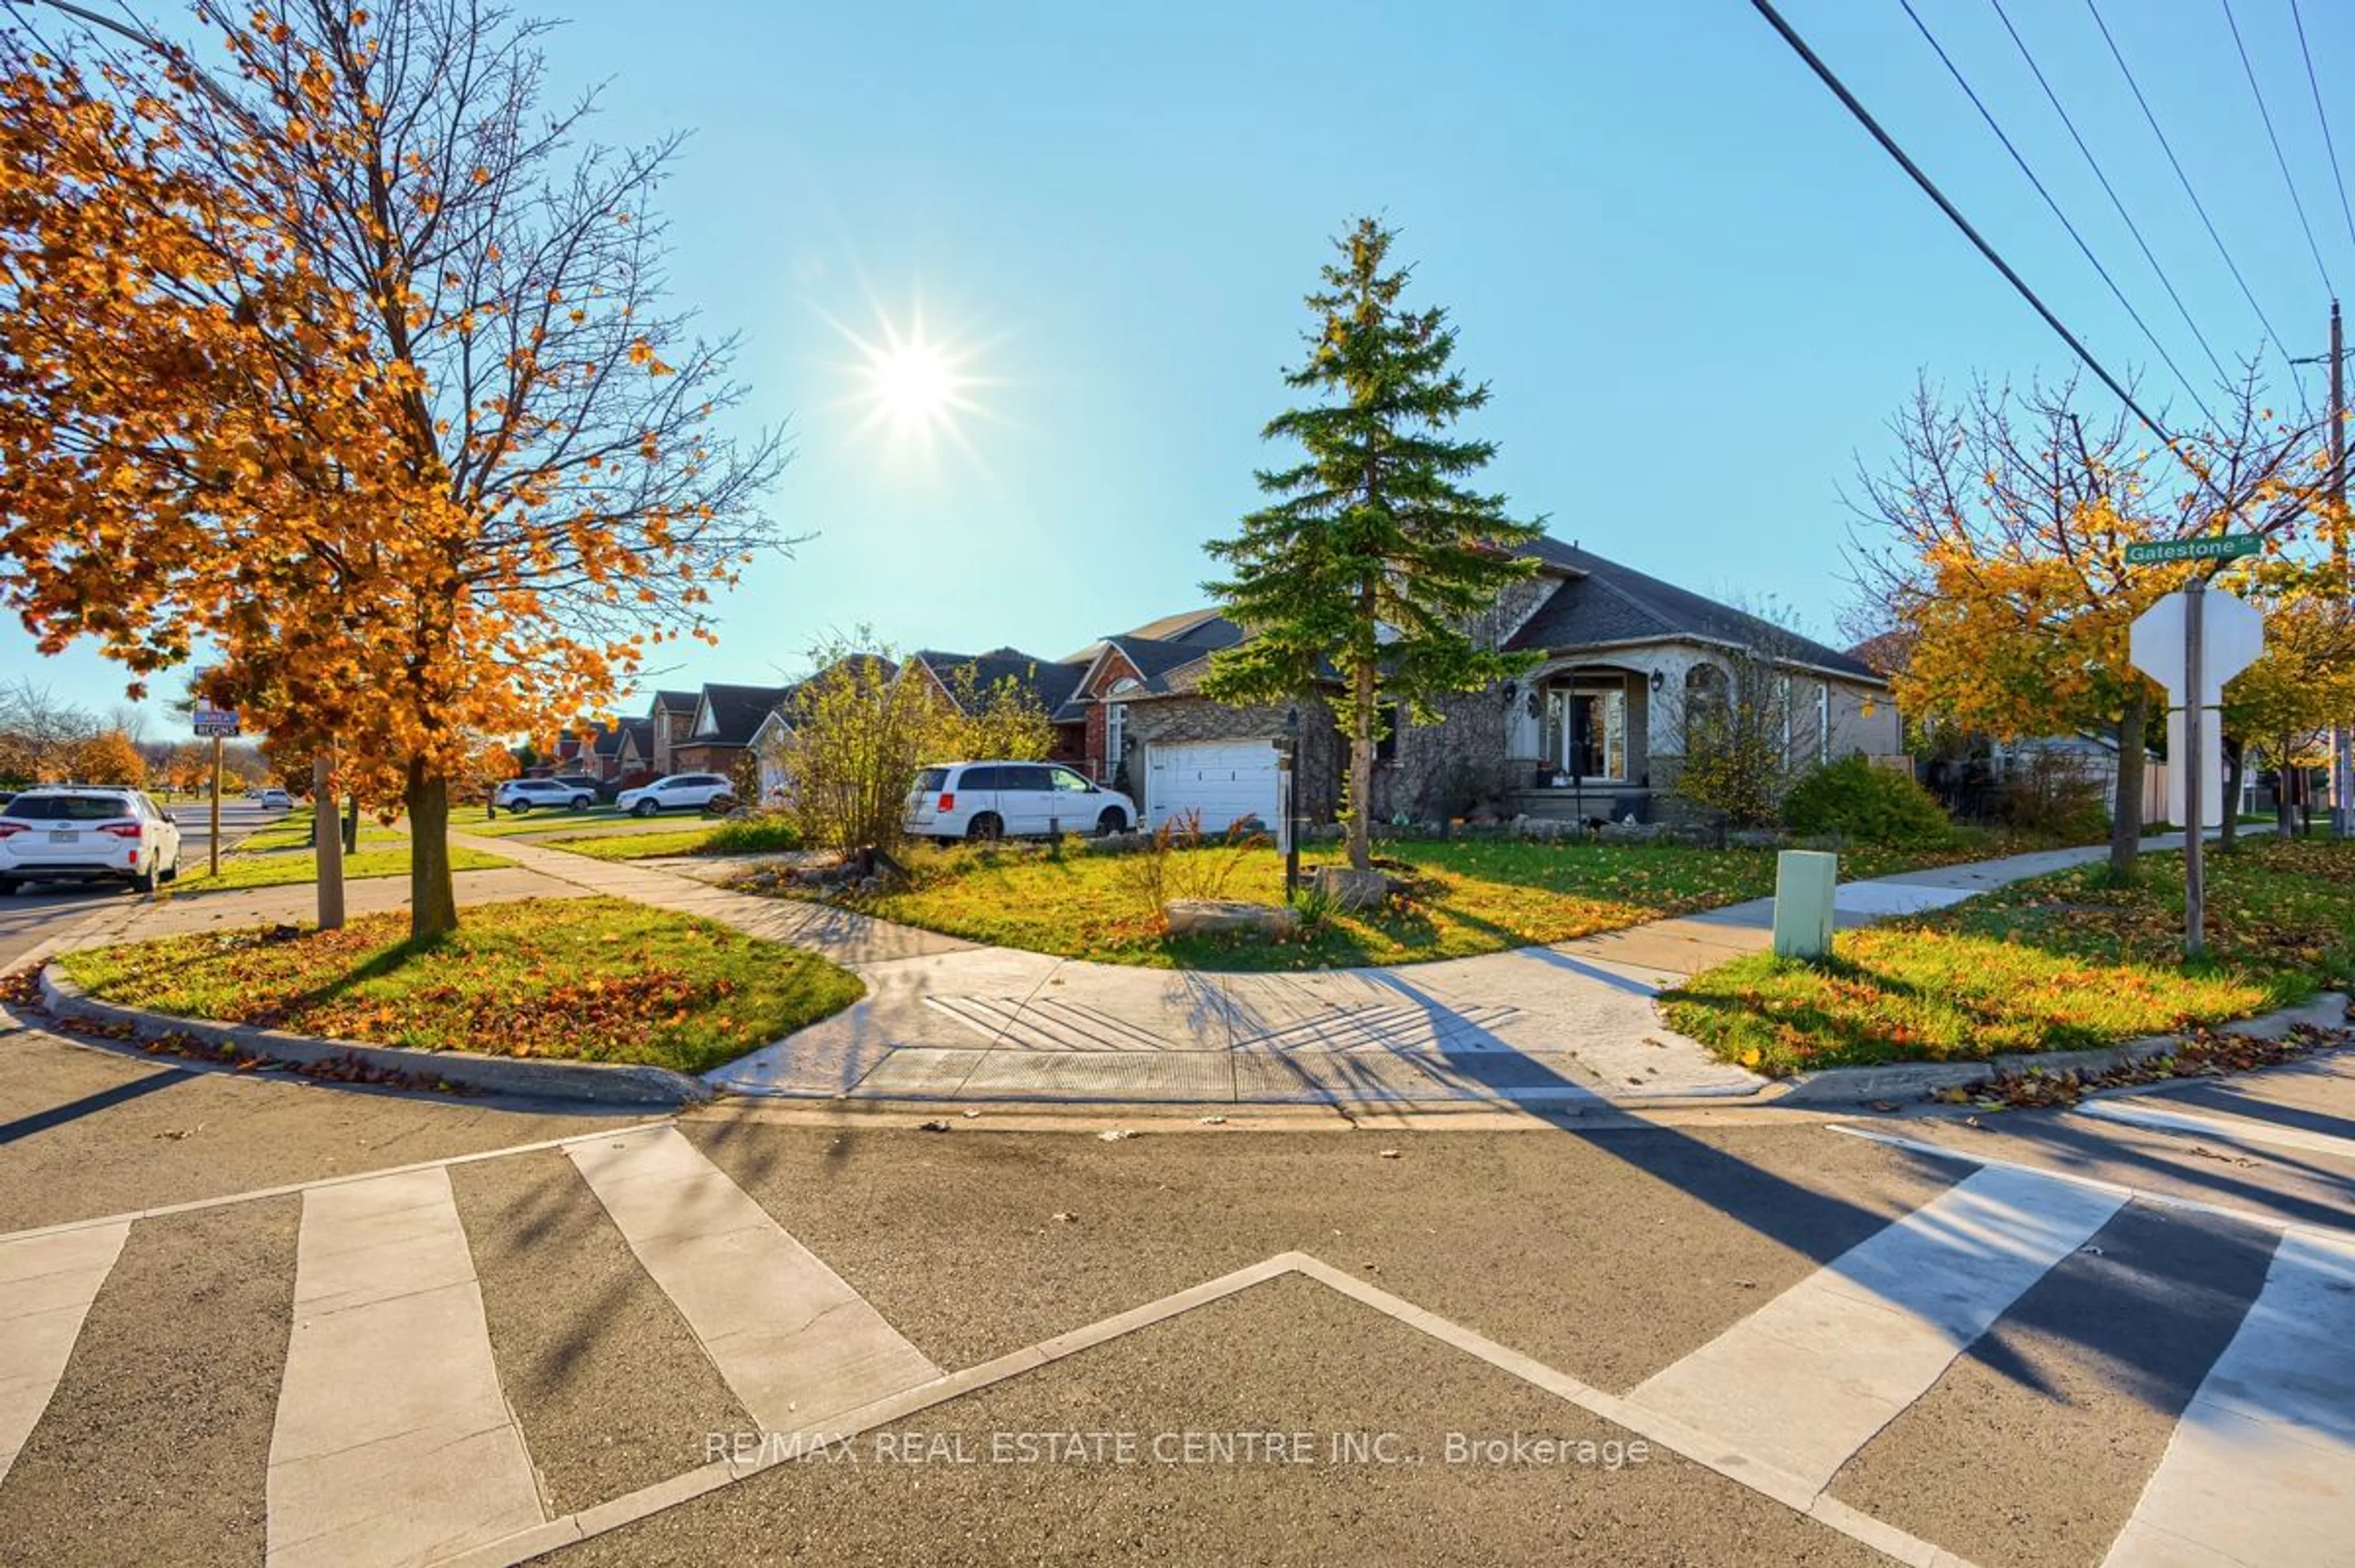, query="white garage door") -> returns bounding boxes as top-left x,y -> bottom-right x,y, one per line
1146,740 -> 1281,833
